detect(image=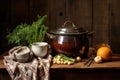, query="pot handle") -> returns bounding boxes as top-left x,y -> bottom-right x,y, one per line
87,31 -> 93,37
62,20 -> 76,28
46,32 -> 56,39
